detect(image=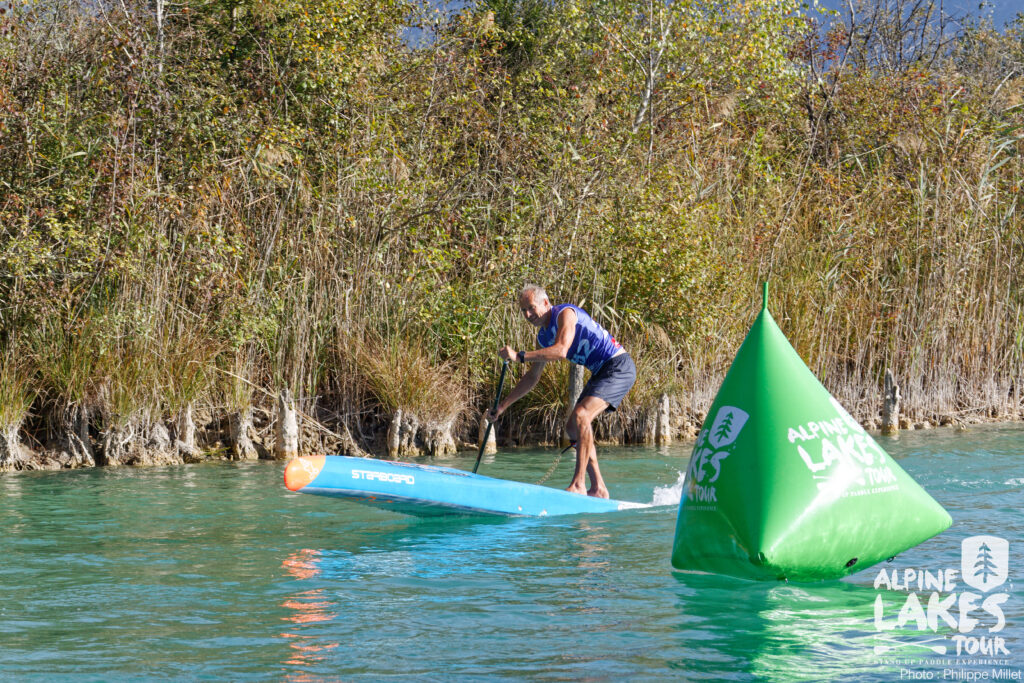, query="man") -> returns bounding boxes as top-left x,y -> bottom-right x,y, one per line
488,284 -> 636,498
